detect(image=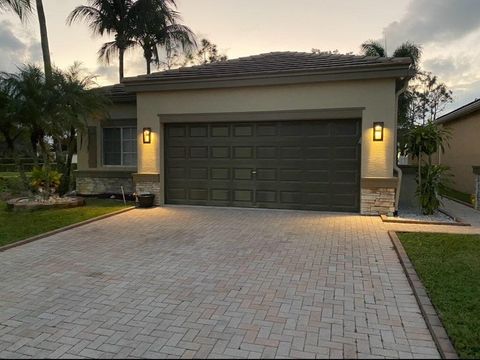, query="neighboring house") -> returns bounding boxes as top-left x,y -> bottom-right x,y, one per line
76,52 -> 412,215
436,98 -> 480,196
